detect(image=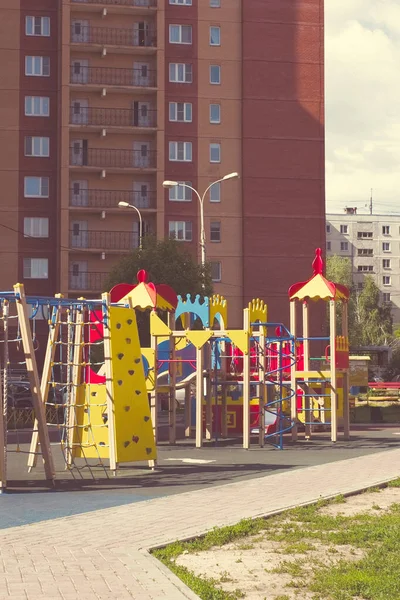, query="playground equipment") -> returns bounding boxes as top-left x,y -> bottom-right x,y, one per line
0,248 -> 351,492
